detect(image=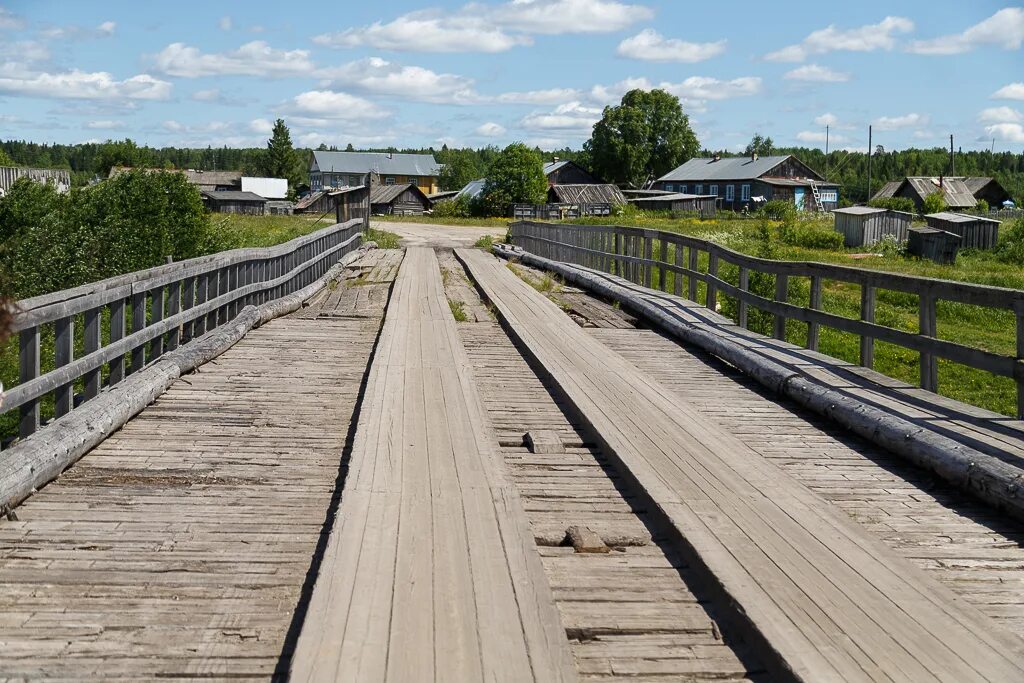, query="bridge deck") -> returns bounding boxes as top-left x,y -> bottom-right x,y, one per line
290,247 -> 575,682
459,246 -> 1024,682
